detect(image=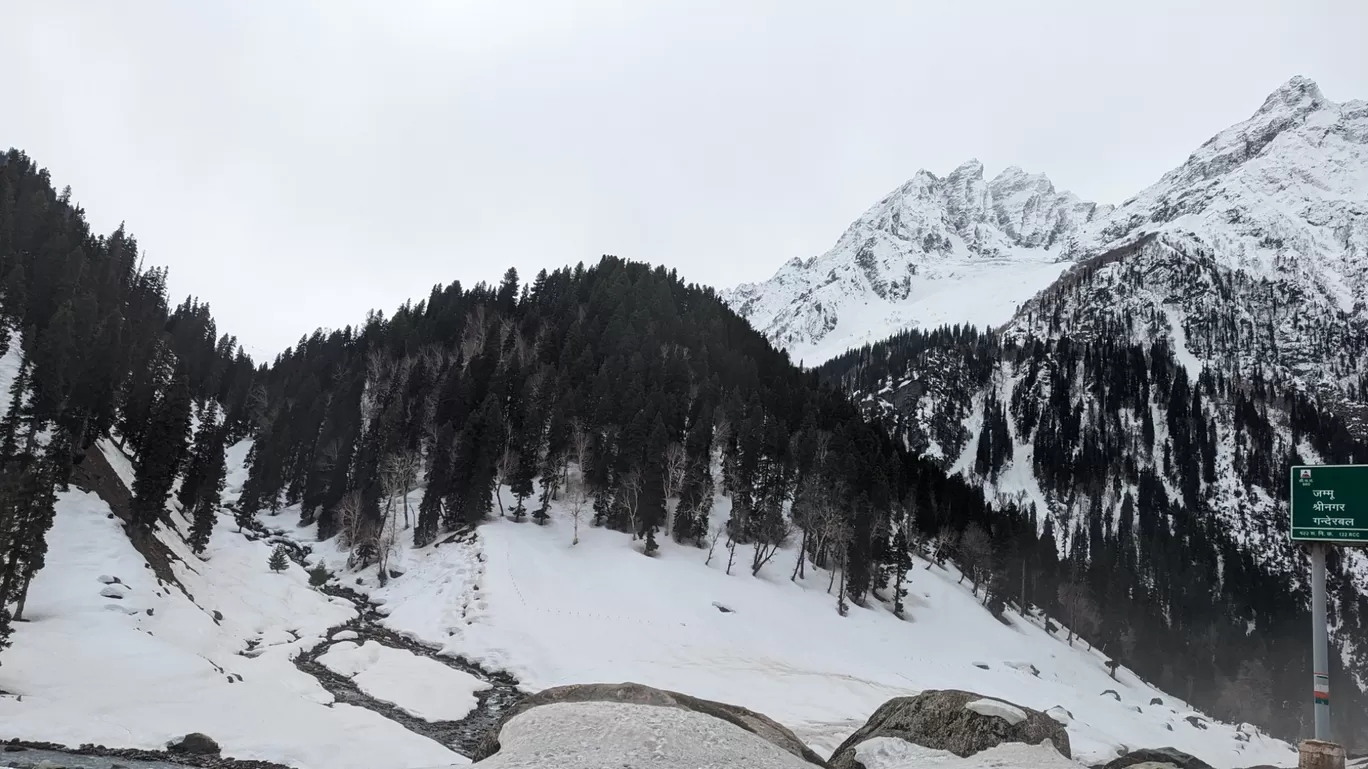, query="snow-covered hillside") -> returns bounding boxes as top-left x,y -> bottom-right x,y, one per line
0,438 -> 1297,769
728,76 -> 1368,372
724,161 -> 1107,364
0,450 -> 465,769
